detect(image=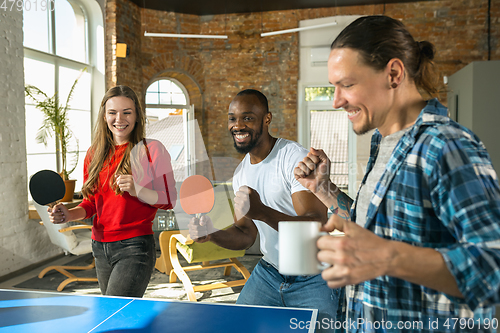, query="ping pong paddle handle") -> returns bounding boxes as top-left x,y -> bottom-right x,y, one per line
185,213 -> 204,245
186,214 -> 201,245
